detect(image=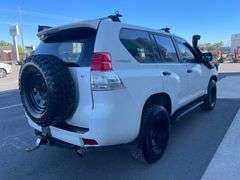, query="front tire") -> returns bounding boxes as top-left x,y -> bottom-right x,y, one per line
0,68 -> 7,78
202,79 -> 217,111
132,105 -> 170,164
